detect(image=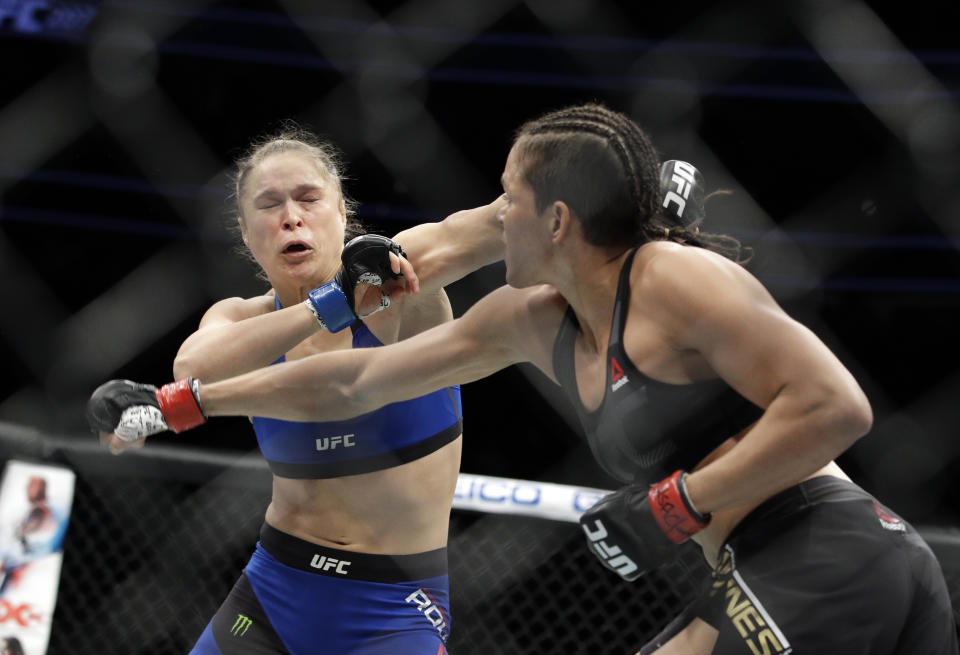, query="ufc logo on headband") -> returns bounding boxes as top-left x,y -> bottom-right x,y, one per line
663,161 -> 698,218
